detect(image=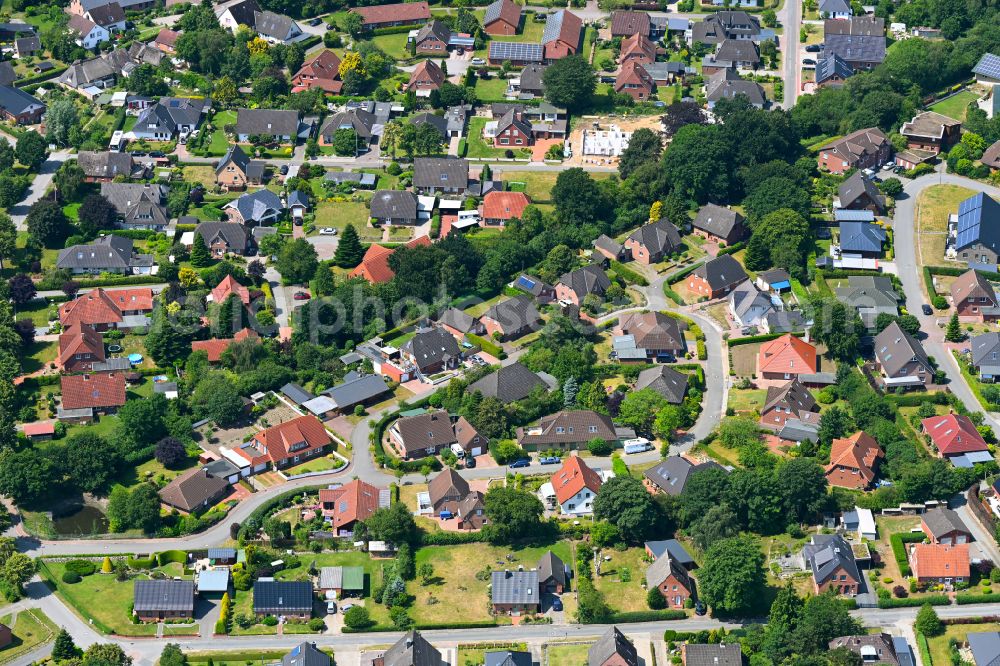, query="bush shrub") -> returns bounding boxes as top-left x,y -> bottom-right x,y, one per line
308,618 -> 326,631
65,560 -> 97,577
262,616 -> 279,626
61,570 -> 82,584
